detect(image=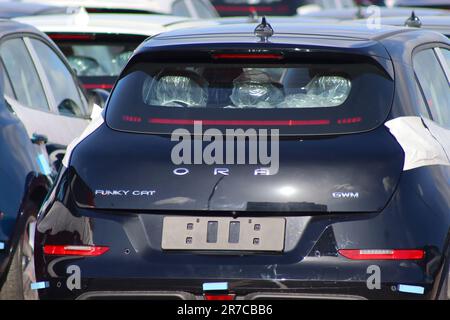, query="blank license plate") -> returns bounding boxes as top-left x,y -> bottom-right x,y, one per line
162,217 -> 285,252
